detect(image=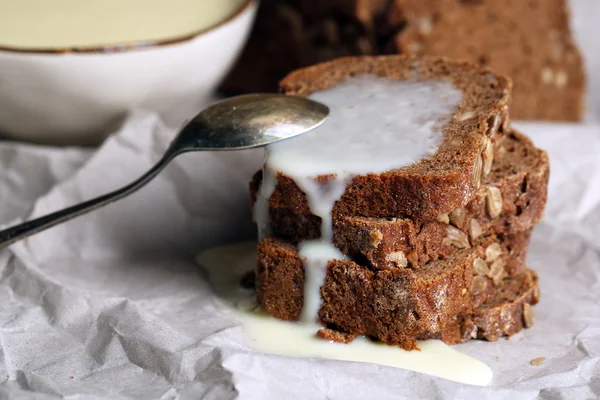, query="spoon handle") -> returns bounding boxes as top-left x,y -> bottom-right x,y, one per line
0,153 -> 174,250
